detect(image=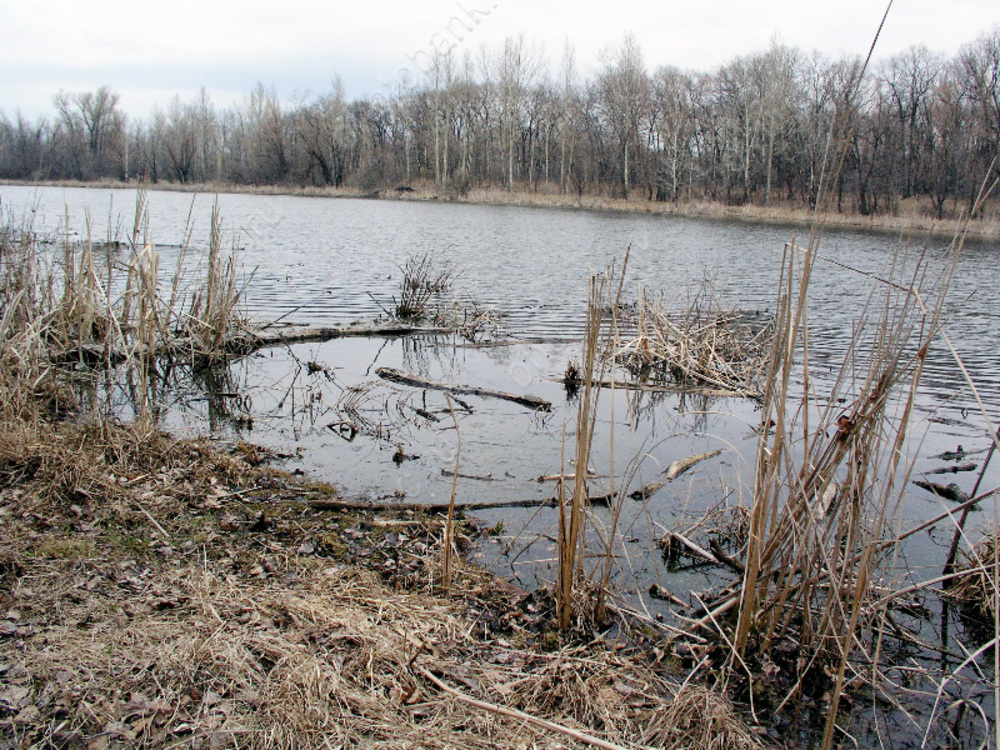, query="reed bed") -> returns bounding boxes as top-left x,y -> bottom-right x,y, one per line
0,193 -> 249,424
548,207 -> 998,746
